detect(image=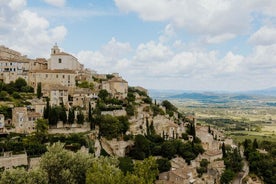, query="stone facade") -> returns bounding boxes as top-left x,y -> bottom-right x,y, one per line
12,107 -> 42,133
0,152 -> 28,169
101,76 -> 128,99
49,44 -> 83,71
42,84 -> 69,106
